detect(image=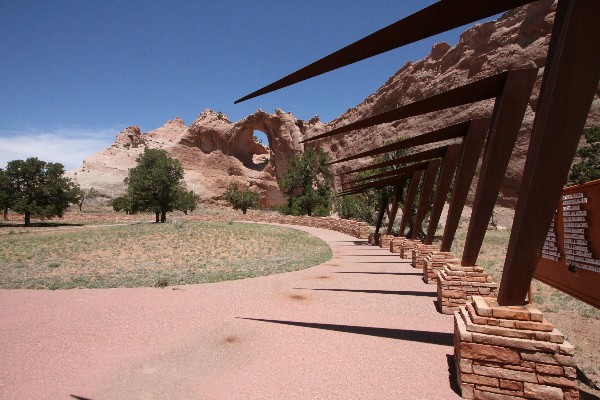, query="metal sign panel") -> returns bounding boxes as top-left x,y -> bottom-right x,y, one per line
534,179 -> 600,309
